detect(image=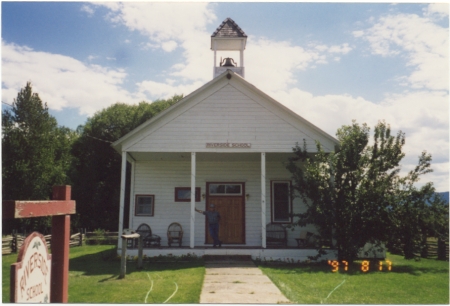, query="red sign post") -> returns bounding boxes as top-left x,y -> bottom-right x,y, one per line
3,186 -> 76,303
